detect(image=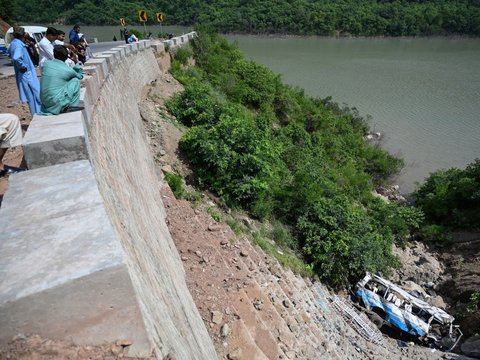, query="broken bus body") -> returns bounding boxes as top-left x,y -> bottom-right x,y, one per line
354,272 -> 462,350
